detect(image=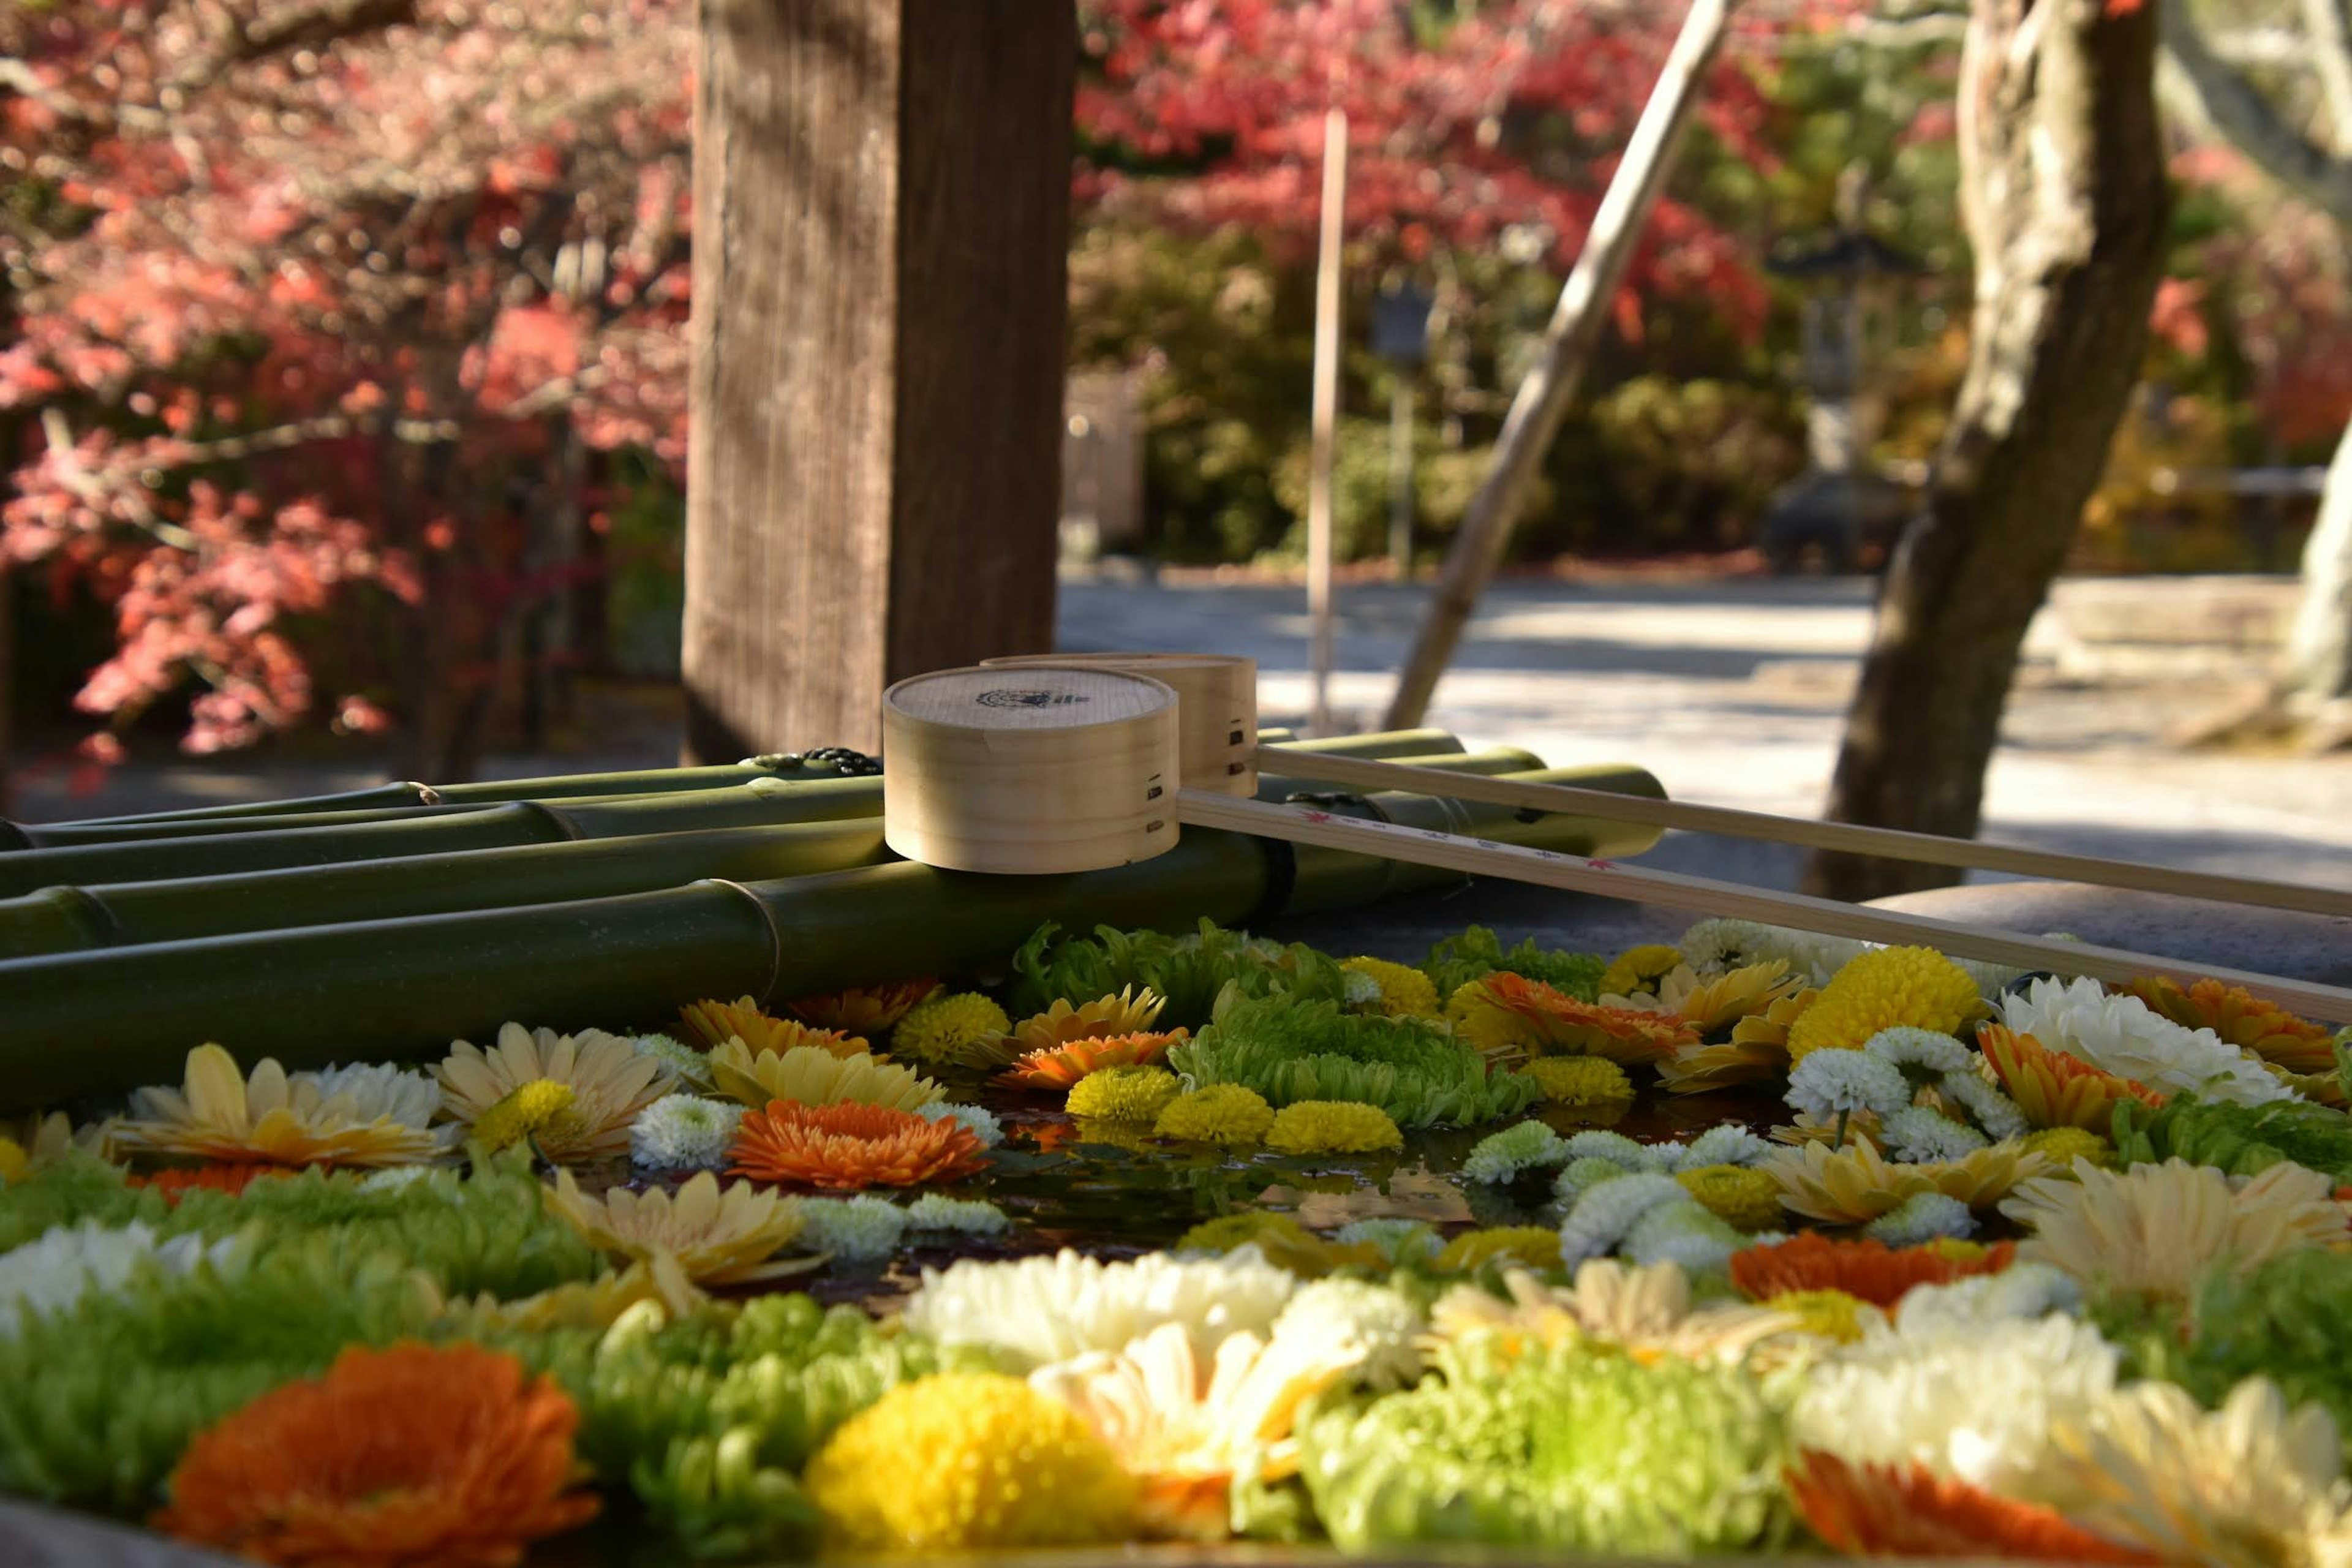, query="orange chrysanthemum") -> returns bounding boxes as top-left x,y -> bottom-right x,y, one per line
729,1099 -> 987,1190
129,1163 -> 294,1204
154,1342 -> 597,1568
786,979 -> 941,1036
1477,971 -> 1698,1065
677,996 -> 870,1060
1787,1450 -> 2154,1562
1980,1024 -> 2166,1132
2125,976 -> 2337,1075
994,1030 -> 1189,1091
1731,1232 -> 2017,1310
